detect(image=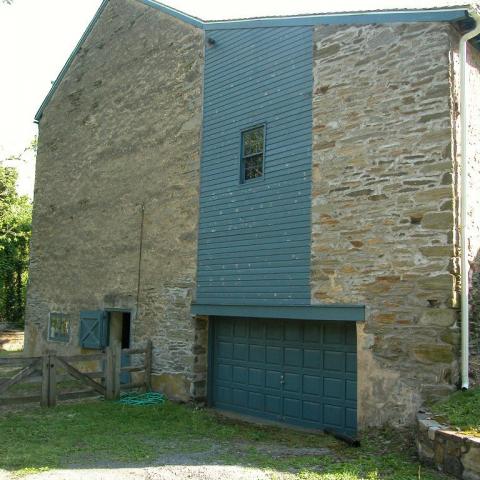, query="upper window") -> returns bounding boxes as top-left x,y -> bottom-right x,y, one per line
241,125 -> 265,183
48,313 -> 69,343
